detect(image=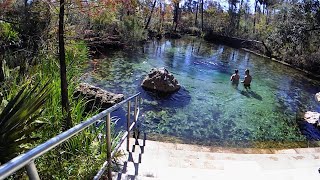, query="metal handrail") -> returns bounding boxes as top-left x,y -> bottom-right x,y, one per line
94,99 -> 140,179
0,92 -> 141,180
